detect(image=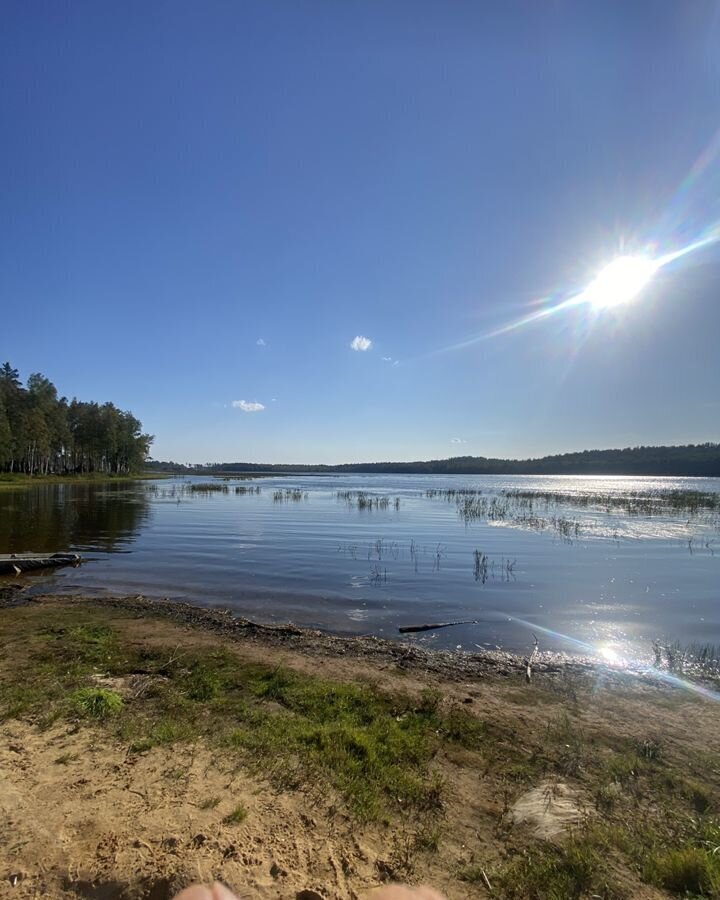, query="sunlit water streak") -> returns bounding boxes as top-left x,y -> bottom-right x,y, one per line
1,474 -> 718,663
